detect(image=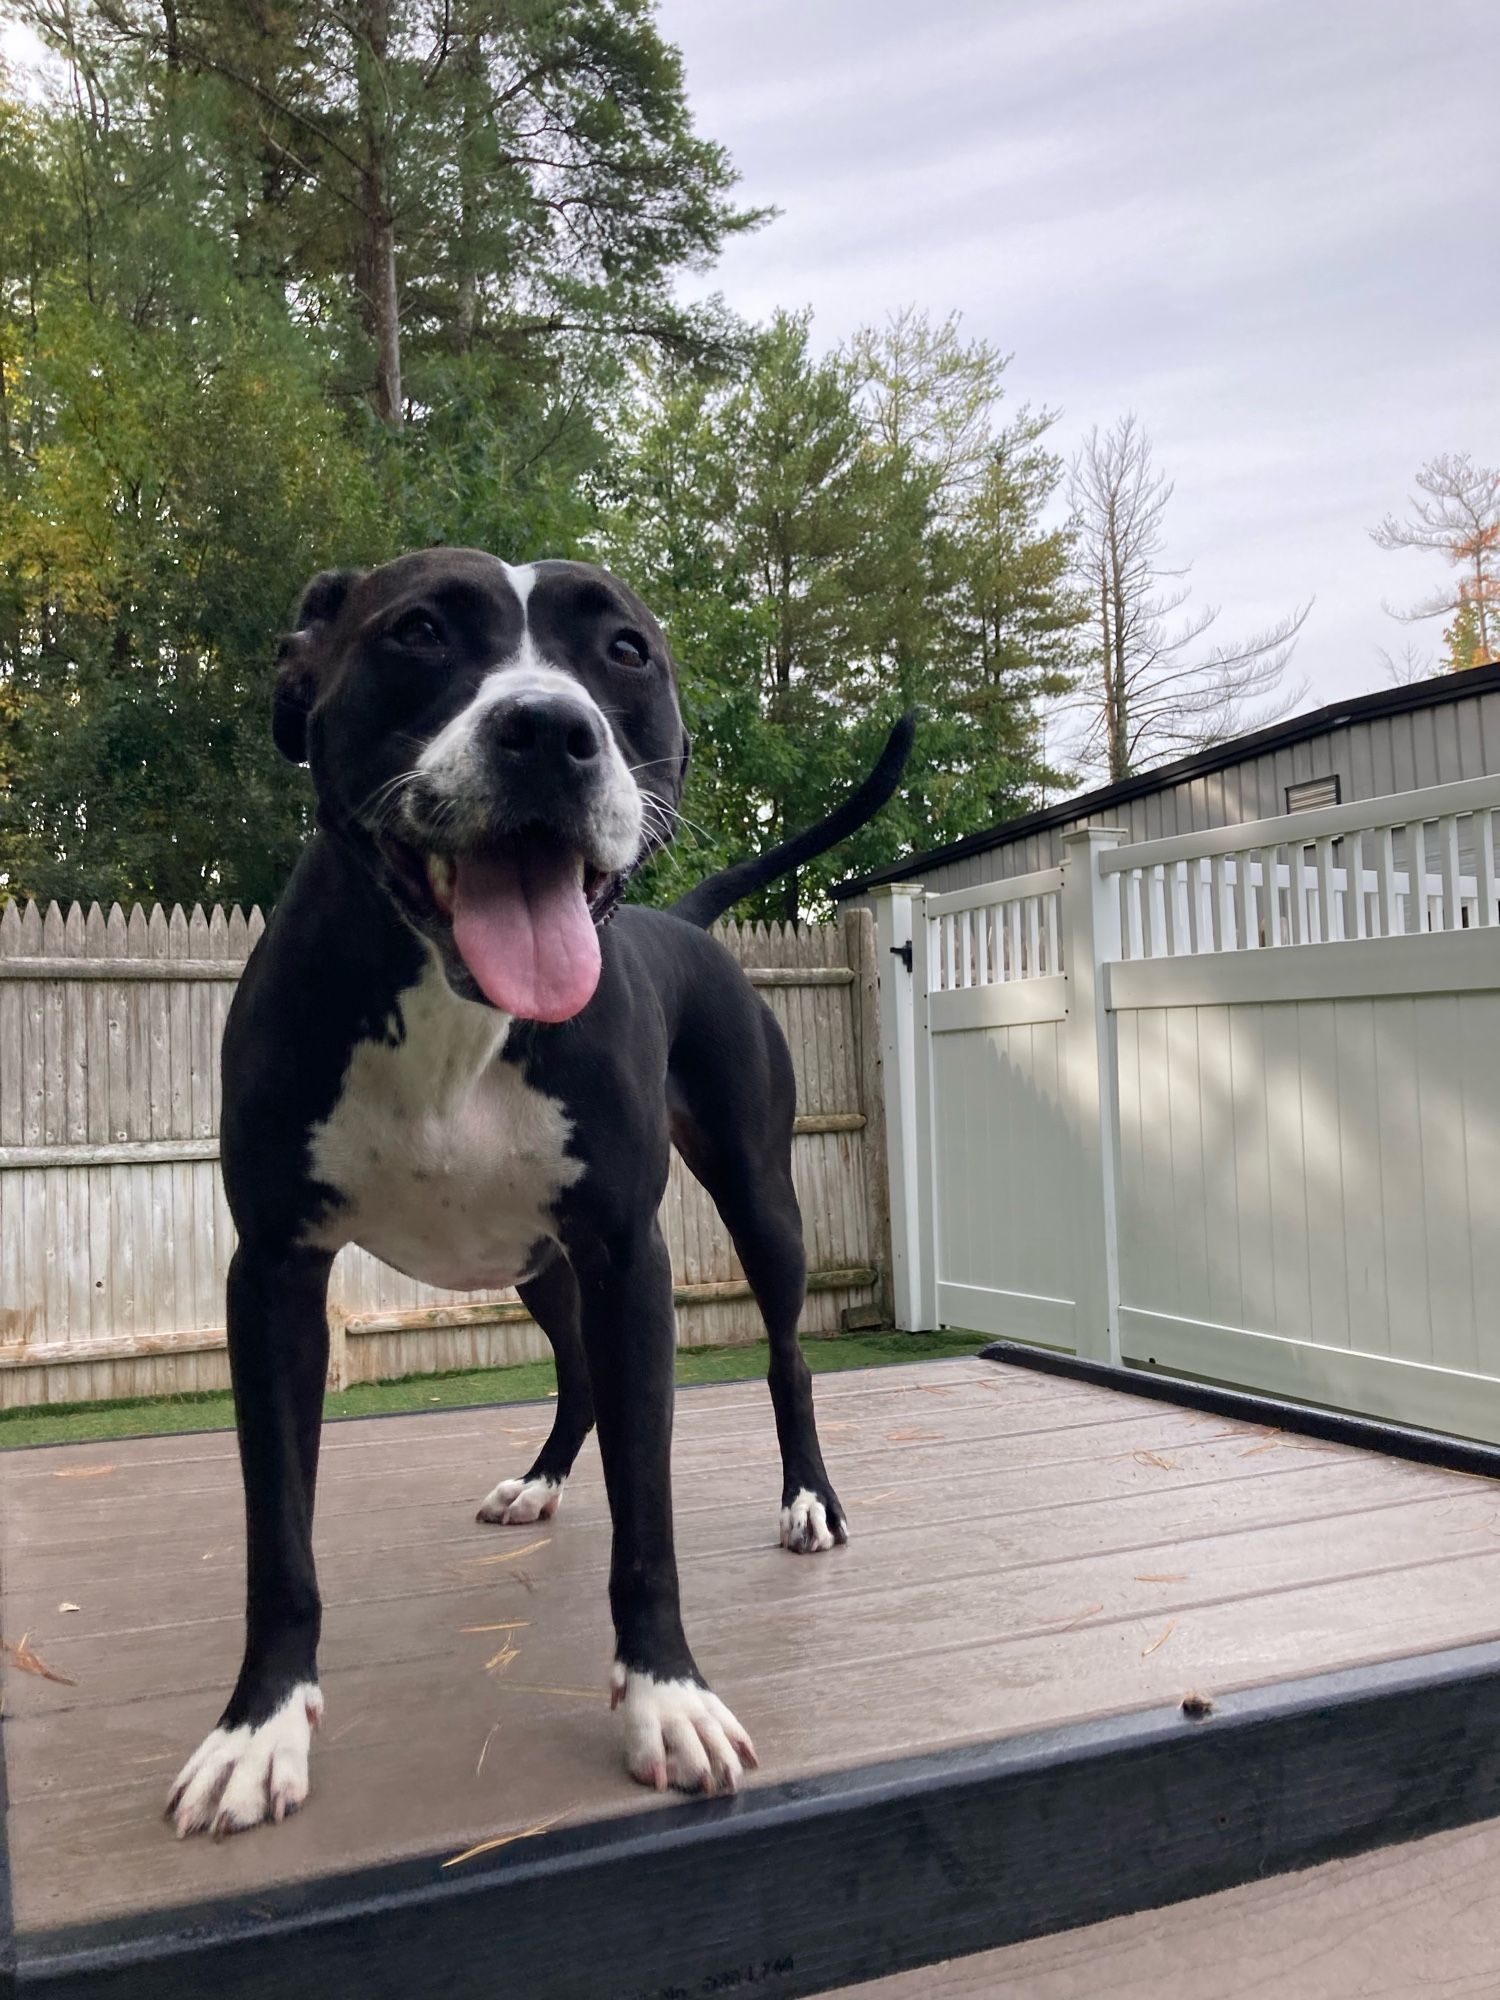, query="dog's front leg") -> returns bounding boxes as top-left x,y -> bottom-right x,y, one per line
569,1216 -> 757,1794
169,1242 -> 331,1837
